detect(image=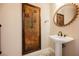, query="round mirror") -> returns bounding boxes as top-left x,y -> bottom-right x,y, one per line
53,3 -> 78,26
